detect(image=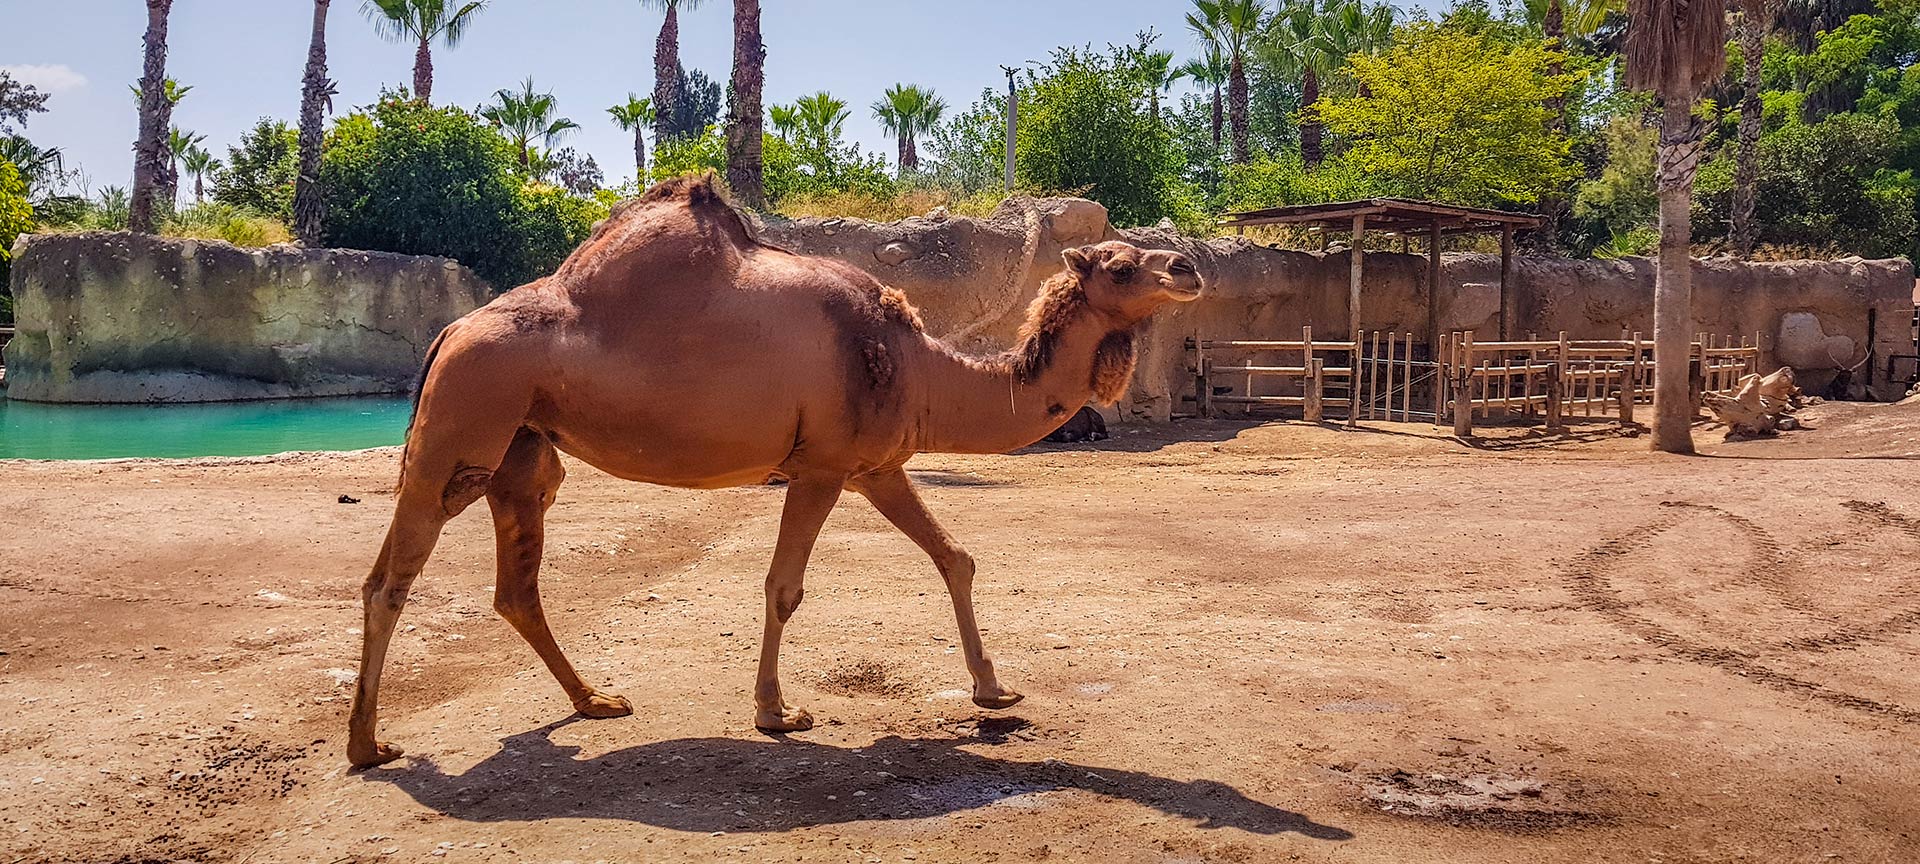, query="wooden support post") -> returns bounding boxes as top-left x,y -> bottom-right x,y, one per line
1383,331 -> 1397,423
1401,331 -> 1414,422
1194,337 -> 1211,419
1454,330 -> 1475,437
1427,220 -> 1442,354
1498,223 -> 1515,341
1553,331 -> 1570,429
1349,214 -> 1366,428
1436,331 -> 1452,426
1368,330 -> 1382,420
1305,357 -> 1325,423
